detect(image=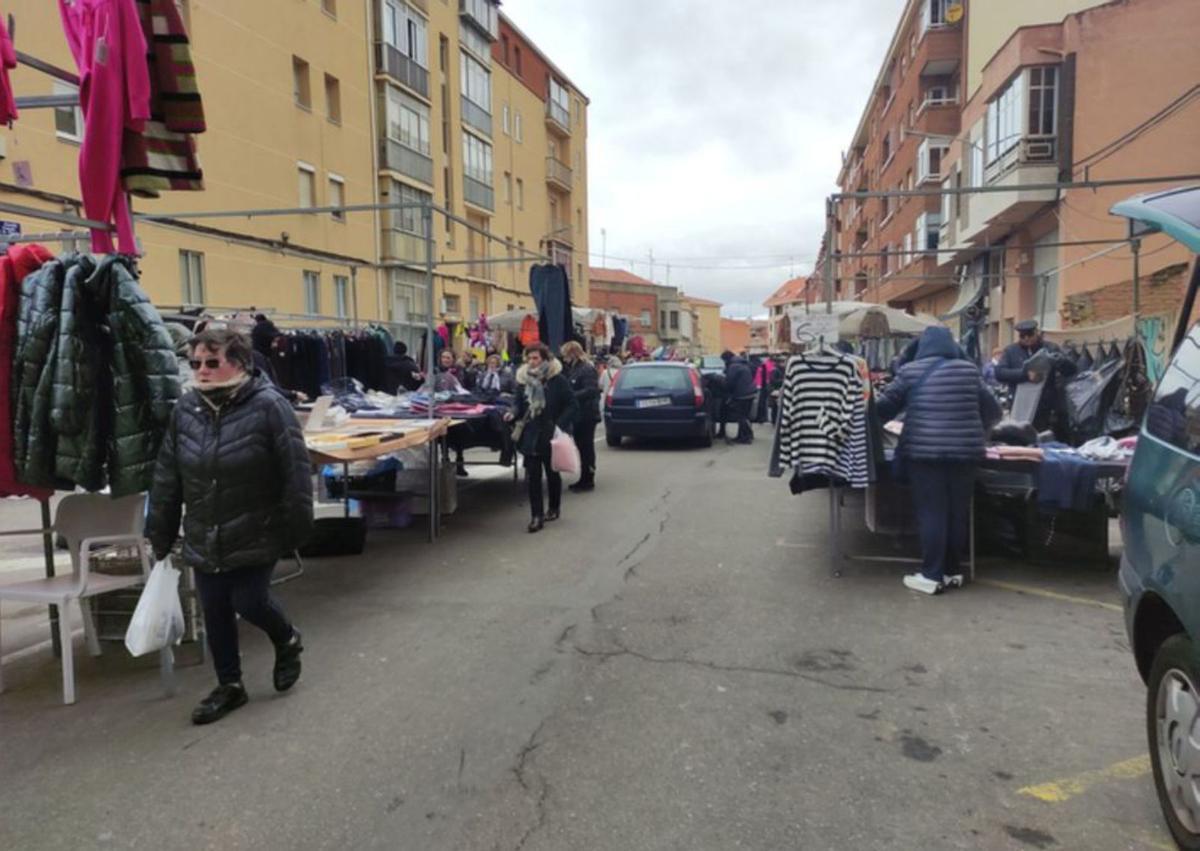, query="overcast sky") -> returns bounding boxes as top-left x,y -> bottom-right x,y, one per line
502,0 -> 905,317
